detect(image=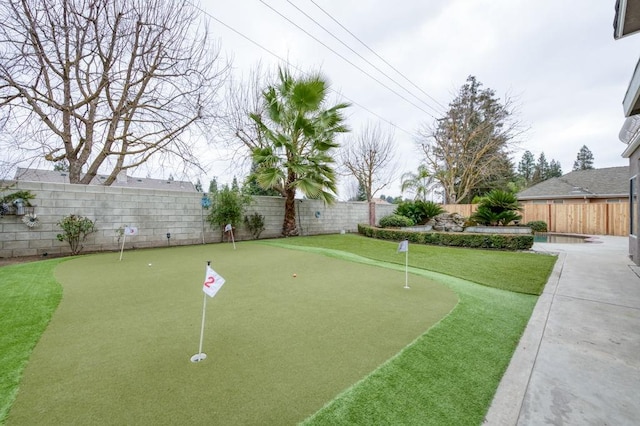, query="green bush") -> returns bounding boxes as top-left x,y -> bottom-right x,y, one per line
207,185 -> 251,235
394,200 -> 444,225
470,190 -> 522,226
0,190 -> 36,206
526,221 -> 548,233
244,213 -> 266,239
378,214 -> 414,228
56,214 -> 97,255
358,224 -> 534,251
